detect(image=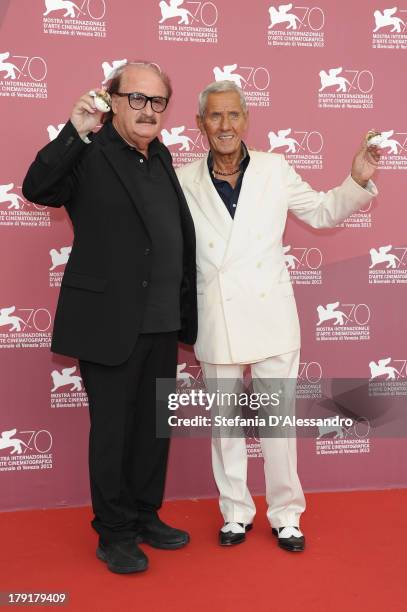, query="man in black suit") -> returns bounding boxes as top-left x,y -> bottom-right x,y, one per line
23,62 -> 197,574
